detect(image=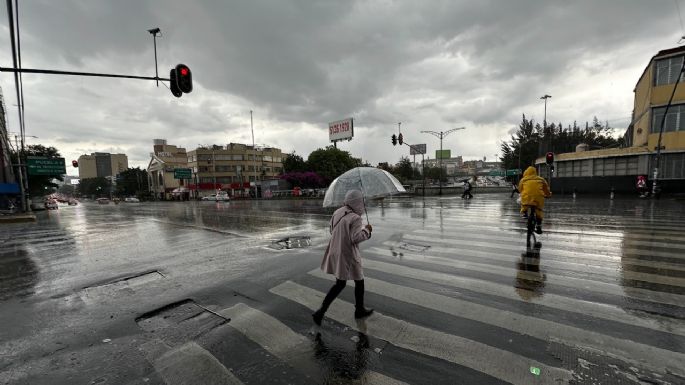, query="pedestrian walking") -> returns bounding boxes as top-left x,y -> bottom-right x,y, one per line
461,179 -> 473,199
510,181 -> 520,198
313,190 -> 374,326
